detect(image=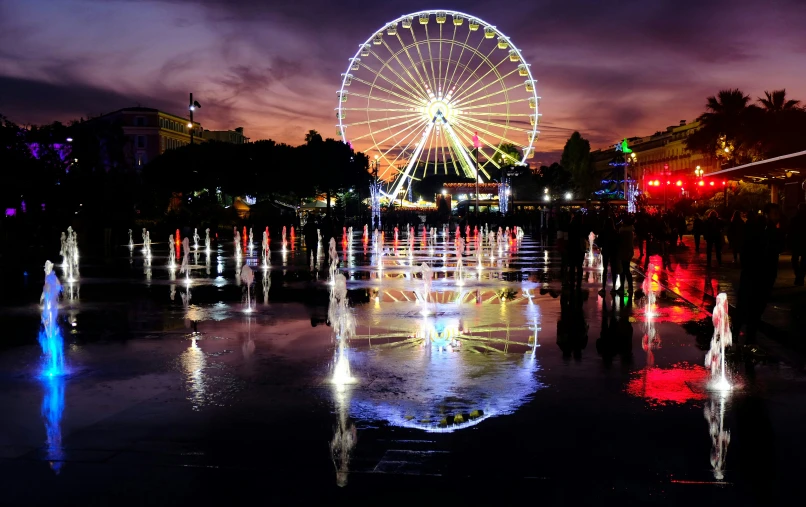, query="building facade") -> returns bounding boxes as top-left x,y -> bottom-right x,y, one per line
95,107 -> 203,169
204,127 -> 249,144
591,119 -> 717,189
